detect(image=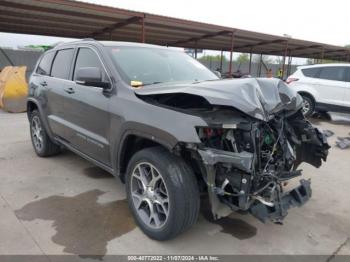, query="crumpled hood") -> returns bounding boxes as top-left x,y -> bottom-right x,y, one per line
135,78 -> 303,121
